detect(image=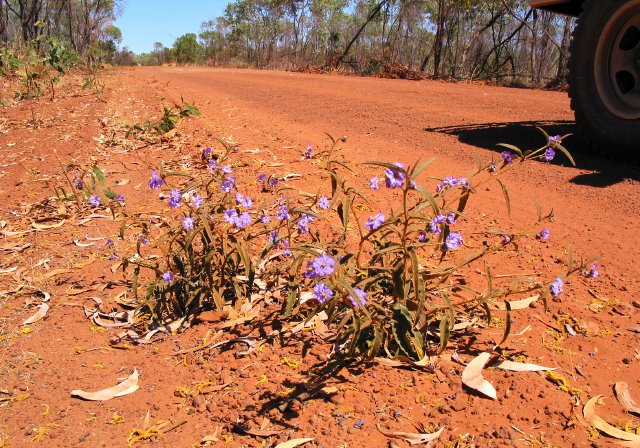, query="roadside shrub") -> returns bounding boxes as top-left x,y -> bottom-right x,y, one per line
88,130 -> 589,361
